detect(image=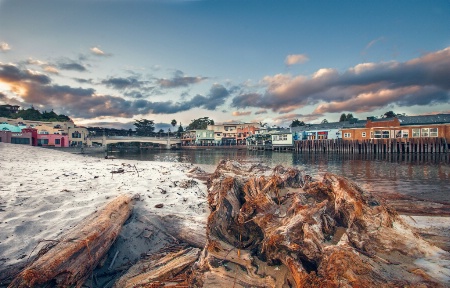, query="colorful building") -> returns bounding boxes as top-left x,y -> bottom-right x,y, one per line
0,130 -> 34,145
340,114 -> 450,141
